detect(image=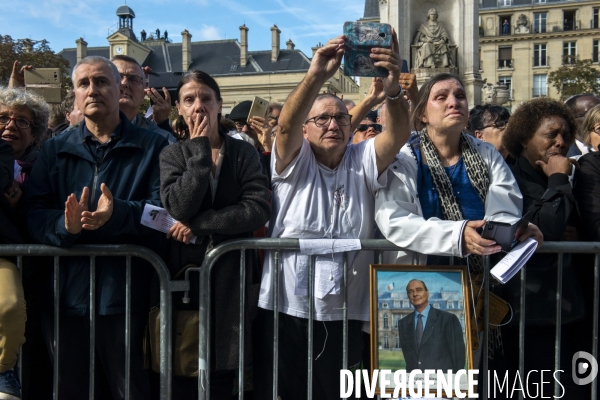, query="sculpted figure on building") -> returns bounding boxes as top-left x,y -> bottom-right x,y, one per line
413,8 -> 454,68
